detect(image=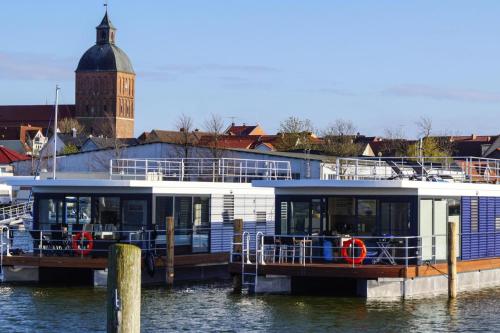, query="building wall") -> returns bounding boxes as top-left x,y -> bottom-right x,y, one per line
75,71 -> 135,138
